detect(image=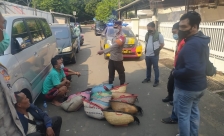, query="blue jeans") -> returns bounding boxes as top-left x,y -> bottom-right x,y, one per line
170,107 -> 178,121
145,55 -> 159,82
173,87 -> 205,136
77,36 -> 80,50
